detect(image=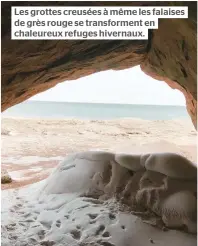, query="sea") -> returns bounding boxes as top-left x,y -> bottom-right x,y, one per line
1,100 -> 189,120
